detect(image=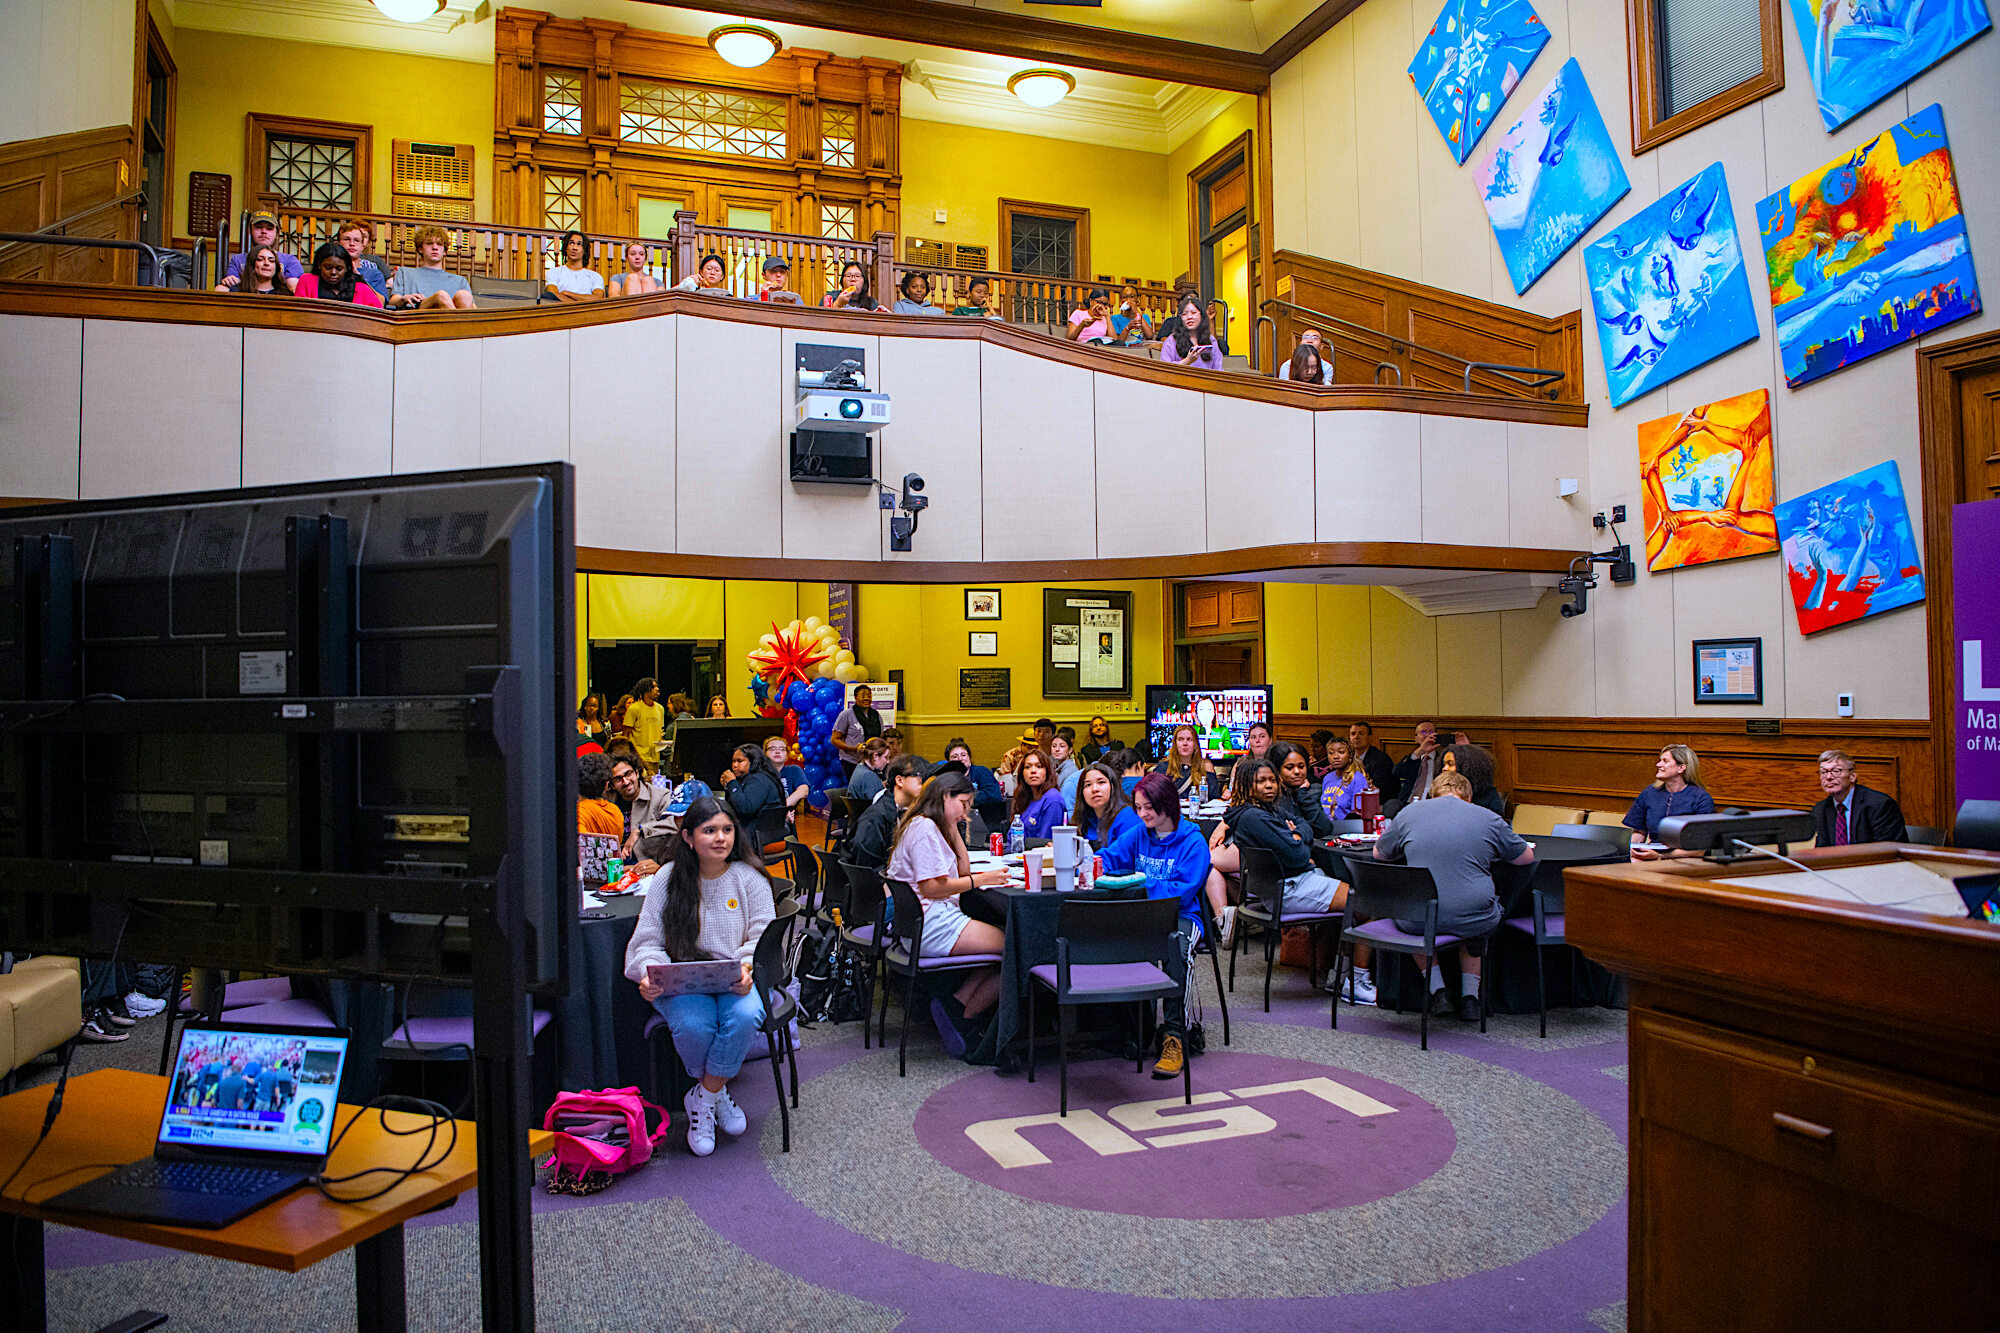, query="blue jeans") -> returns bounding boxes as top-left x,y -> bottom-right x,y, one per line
654,988 -> 765,1081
